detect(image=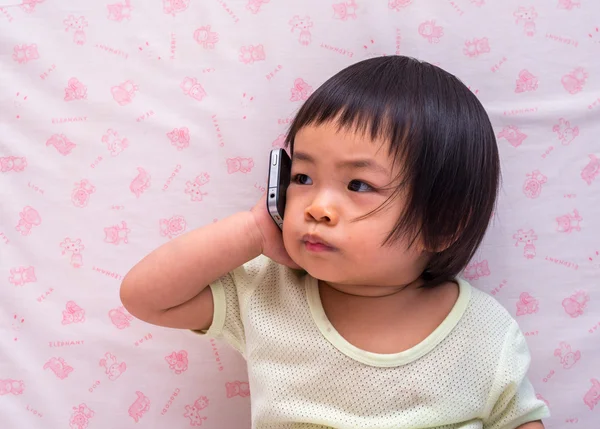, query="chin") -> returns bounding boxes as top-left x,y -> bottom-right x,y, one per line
297,256 -> 346,283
